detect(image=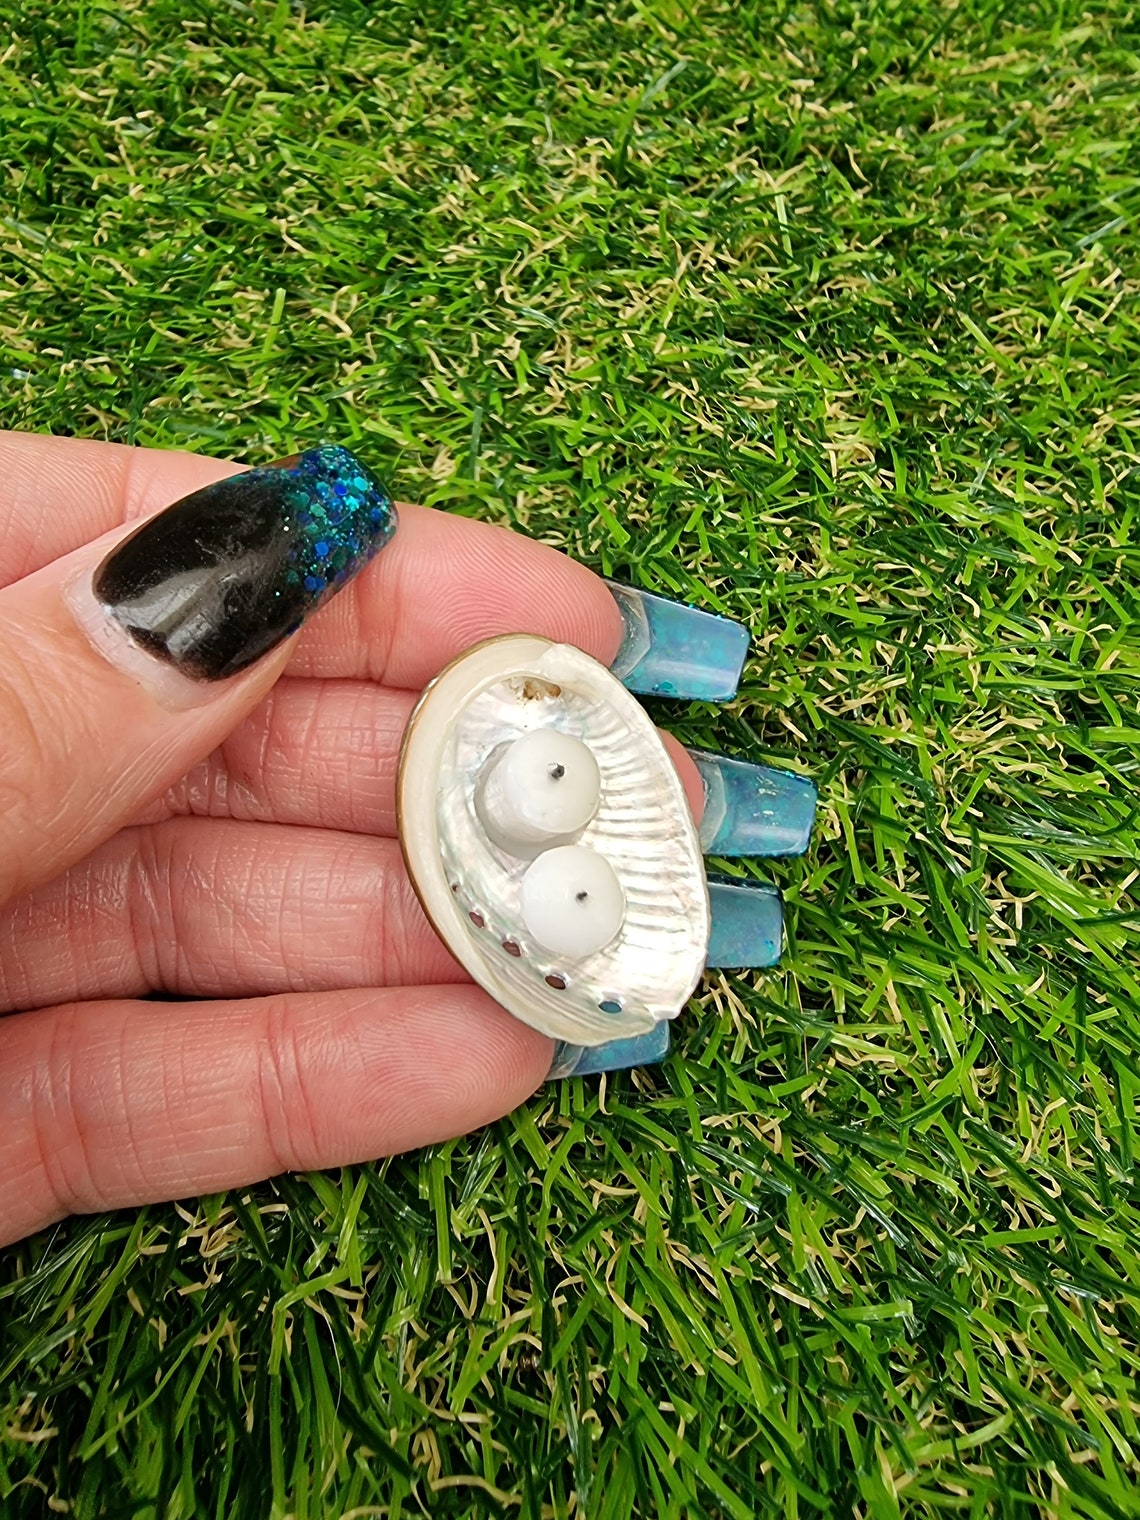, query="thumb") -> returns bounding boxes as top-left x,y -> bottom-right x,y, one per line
0,445 -> 396,905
